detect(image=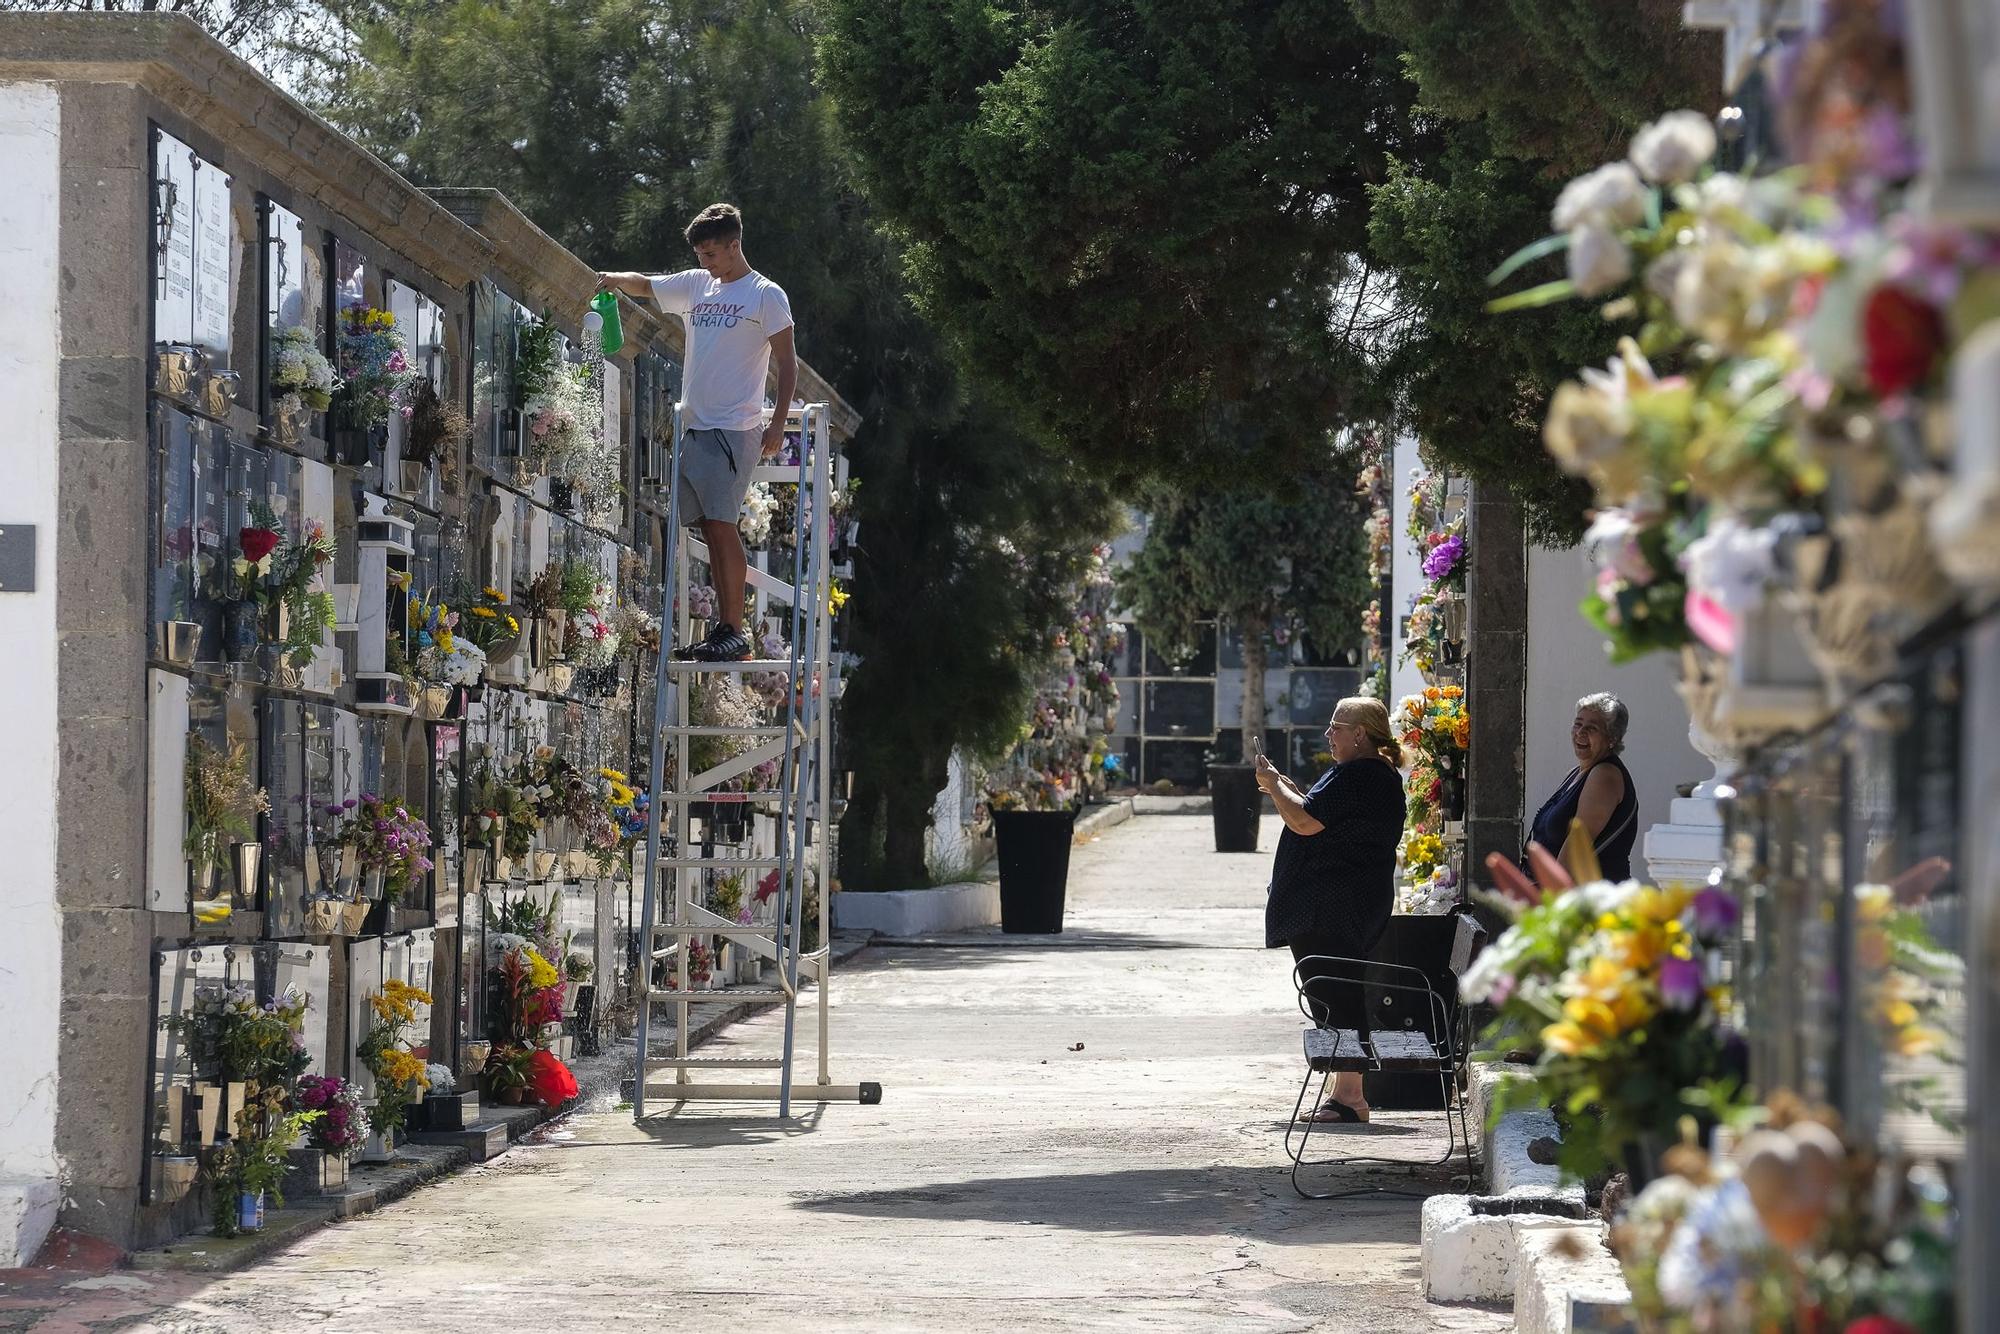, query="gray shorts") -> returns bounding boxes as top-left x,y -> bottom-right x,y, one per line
676,426 -> 762,526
